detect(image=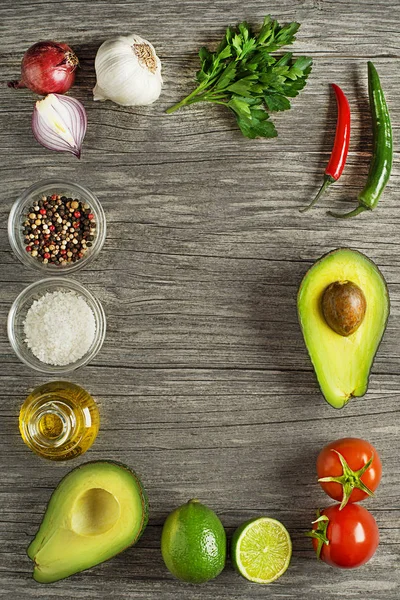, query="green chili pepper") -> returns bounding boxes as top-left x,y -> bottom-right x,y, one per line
329,61 -> 392,219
